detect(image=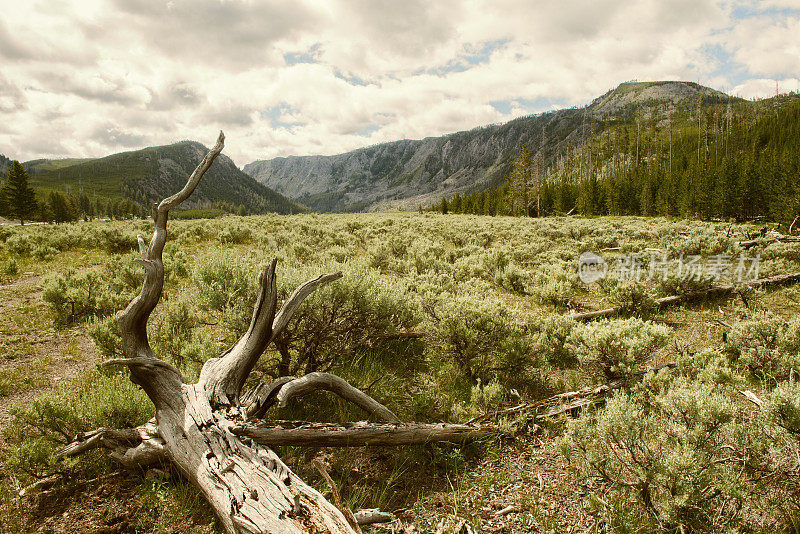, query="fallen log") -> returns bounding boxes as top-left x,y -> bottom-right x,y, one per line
466,363 -> 675,425
60,421 -> 497,466
571,271 -> 800,321
232,421 -> 496,447
734,235 -> 800,249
